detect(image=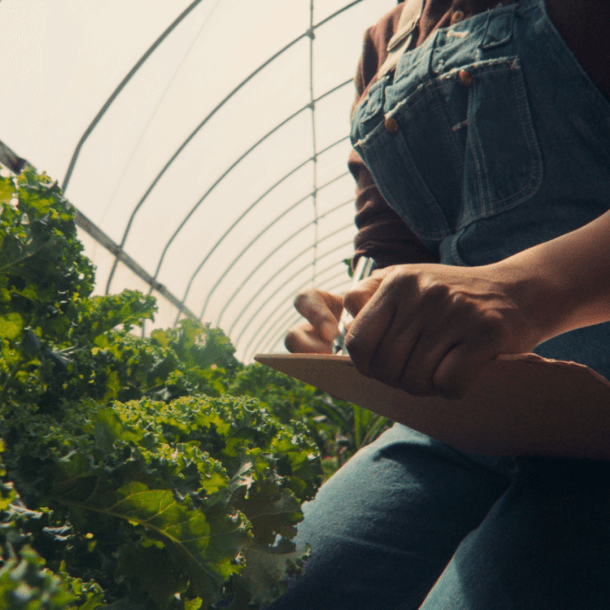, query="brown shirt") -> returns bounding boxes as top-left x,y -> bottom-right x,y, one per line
351,0 -> 610,267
